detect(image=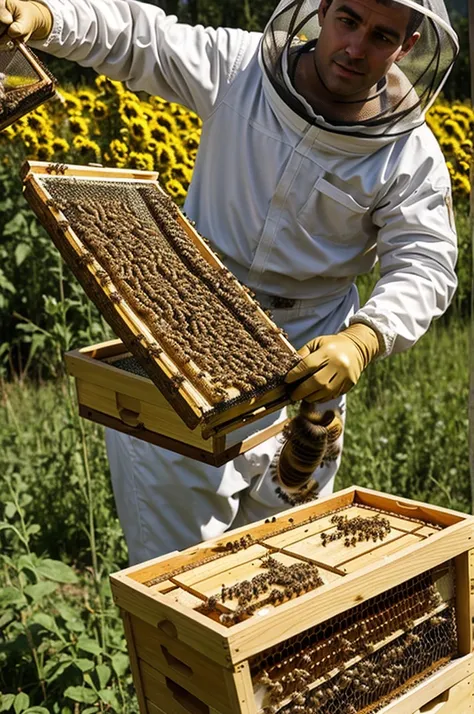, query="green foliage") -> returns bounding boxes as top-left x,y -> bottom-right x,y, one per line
0,163 -> 112,380
0,382 -> 135,711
